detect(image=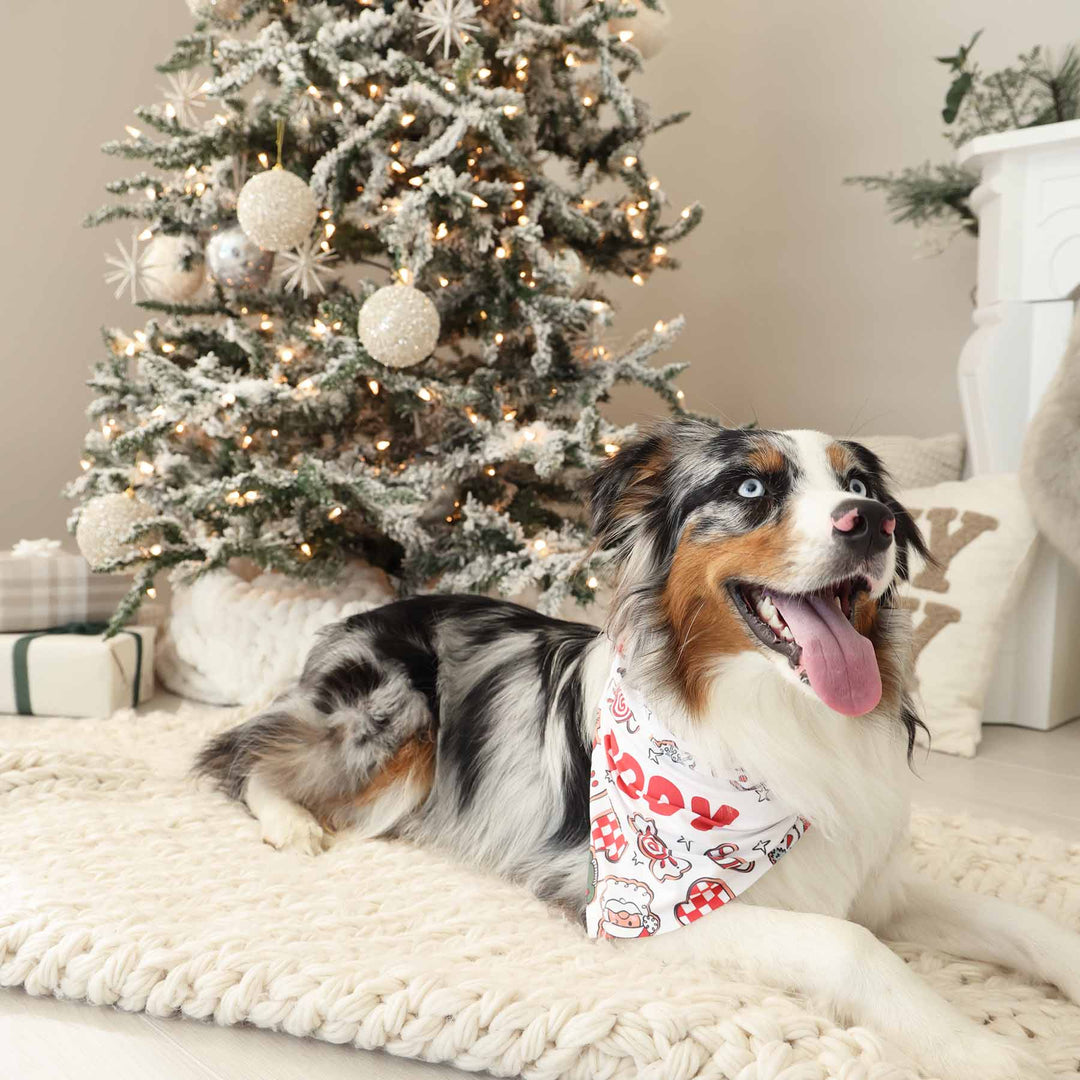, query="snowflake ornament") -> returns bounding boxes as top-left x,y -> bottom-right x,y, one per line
104,233 -> 153,303
160,70 -> 209,127
277,237 -> 339,298
416,0 -> 481,60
